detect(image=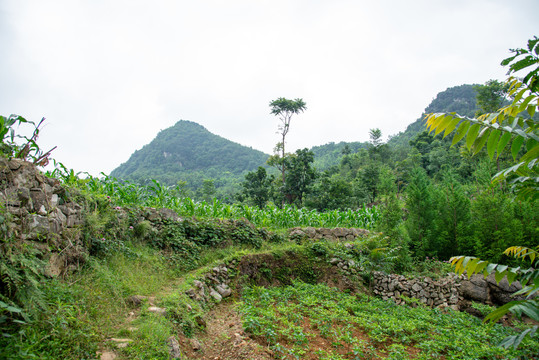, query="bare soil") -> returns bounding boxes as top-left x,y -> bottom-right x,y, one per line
178,302 -> 272,360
